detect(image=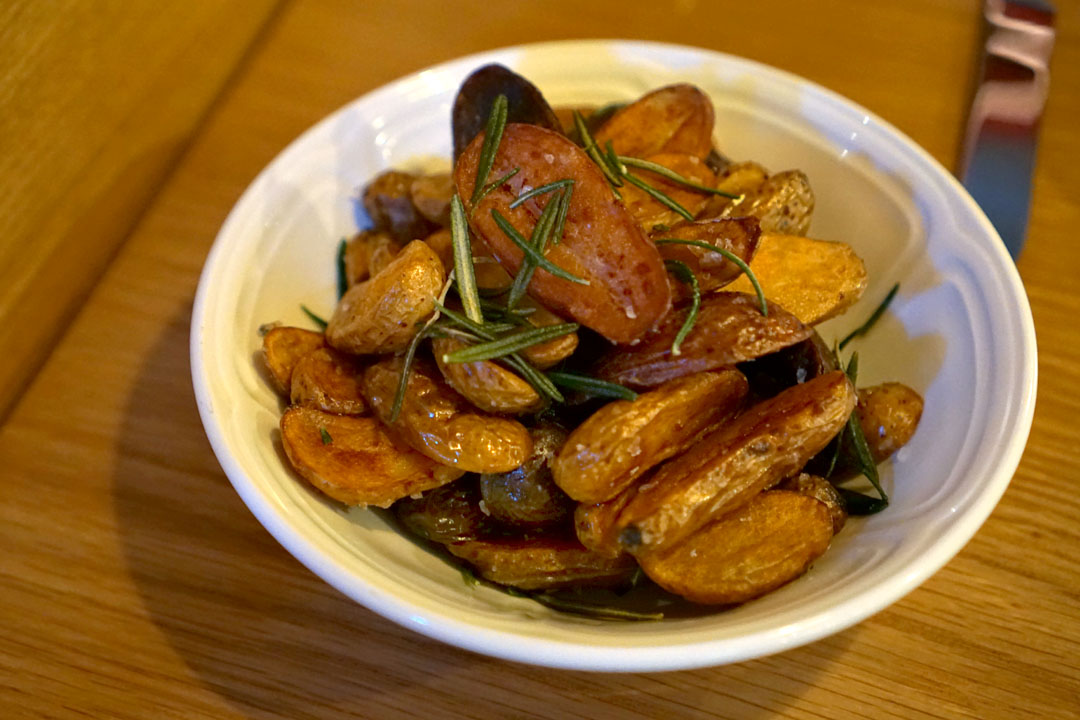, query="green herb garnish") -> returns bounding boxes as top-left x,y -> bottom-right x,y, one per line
450,194 -> 484,324
652,238 -> 768,316
300,304 -> 329,330
840,351 -> 889,510
470,94 -> 509,205
507,188 -> 564,308
572,110 -> 623,188
618,156 -> 741,198
319,427 -> 333,444
509,179 -> 574,209
491,210 -> 589,285
472,167 -> 520,208
663,259 -> 700,356
336,238 -> 348,299
546,371 -> 638,401
441,323 -> 579,364
389,277 -> 454,422
838,283 -> 899,350
623,173 -> 694,221
836,487 -> 889,516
